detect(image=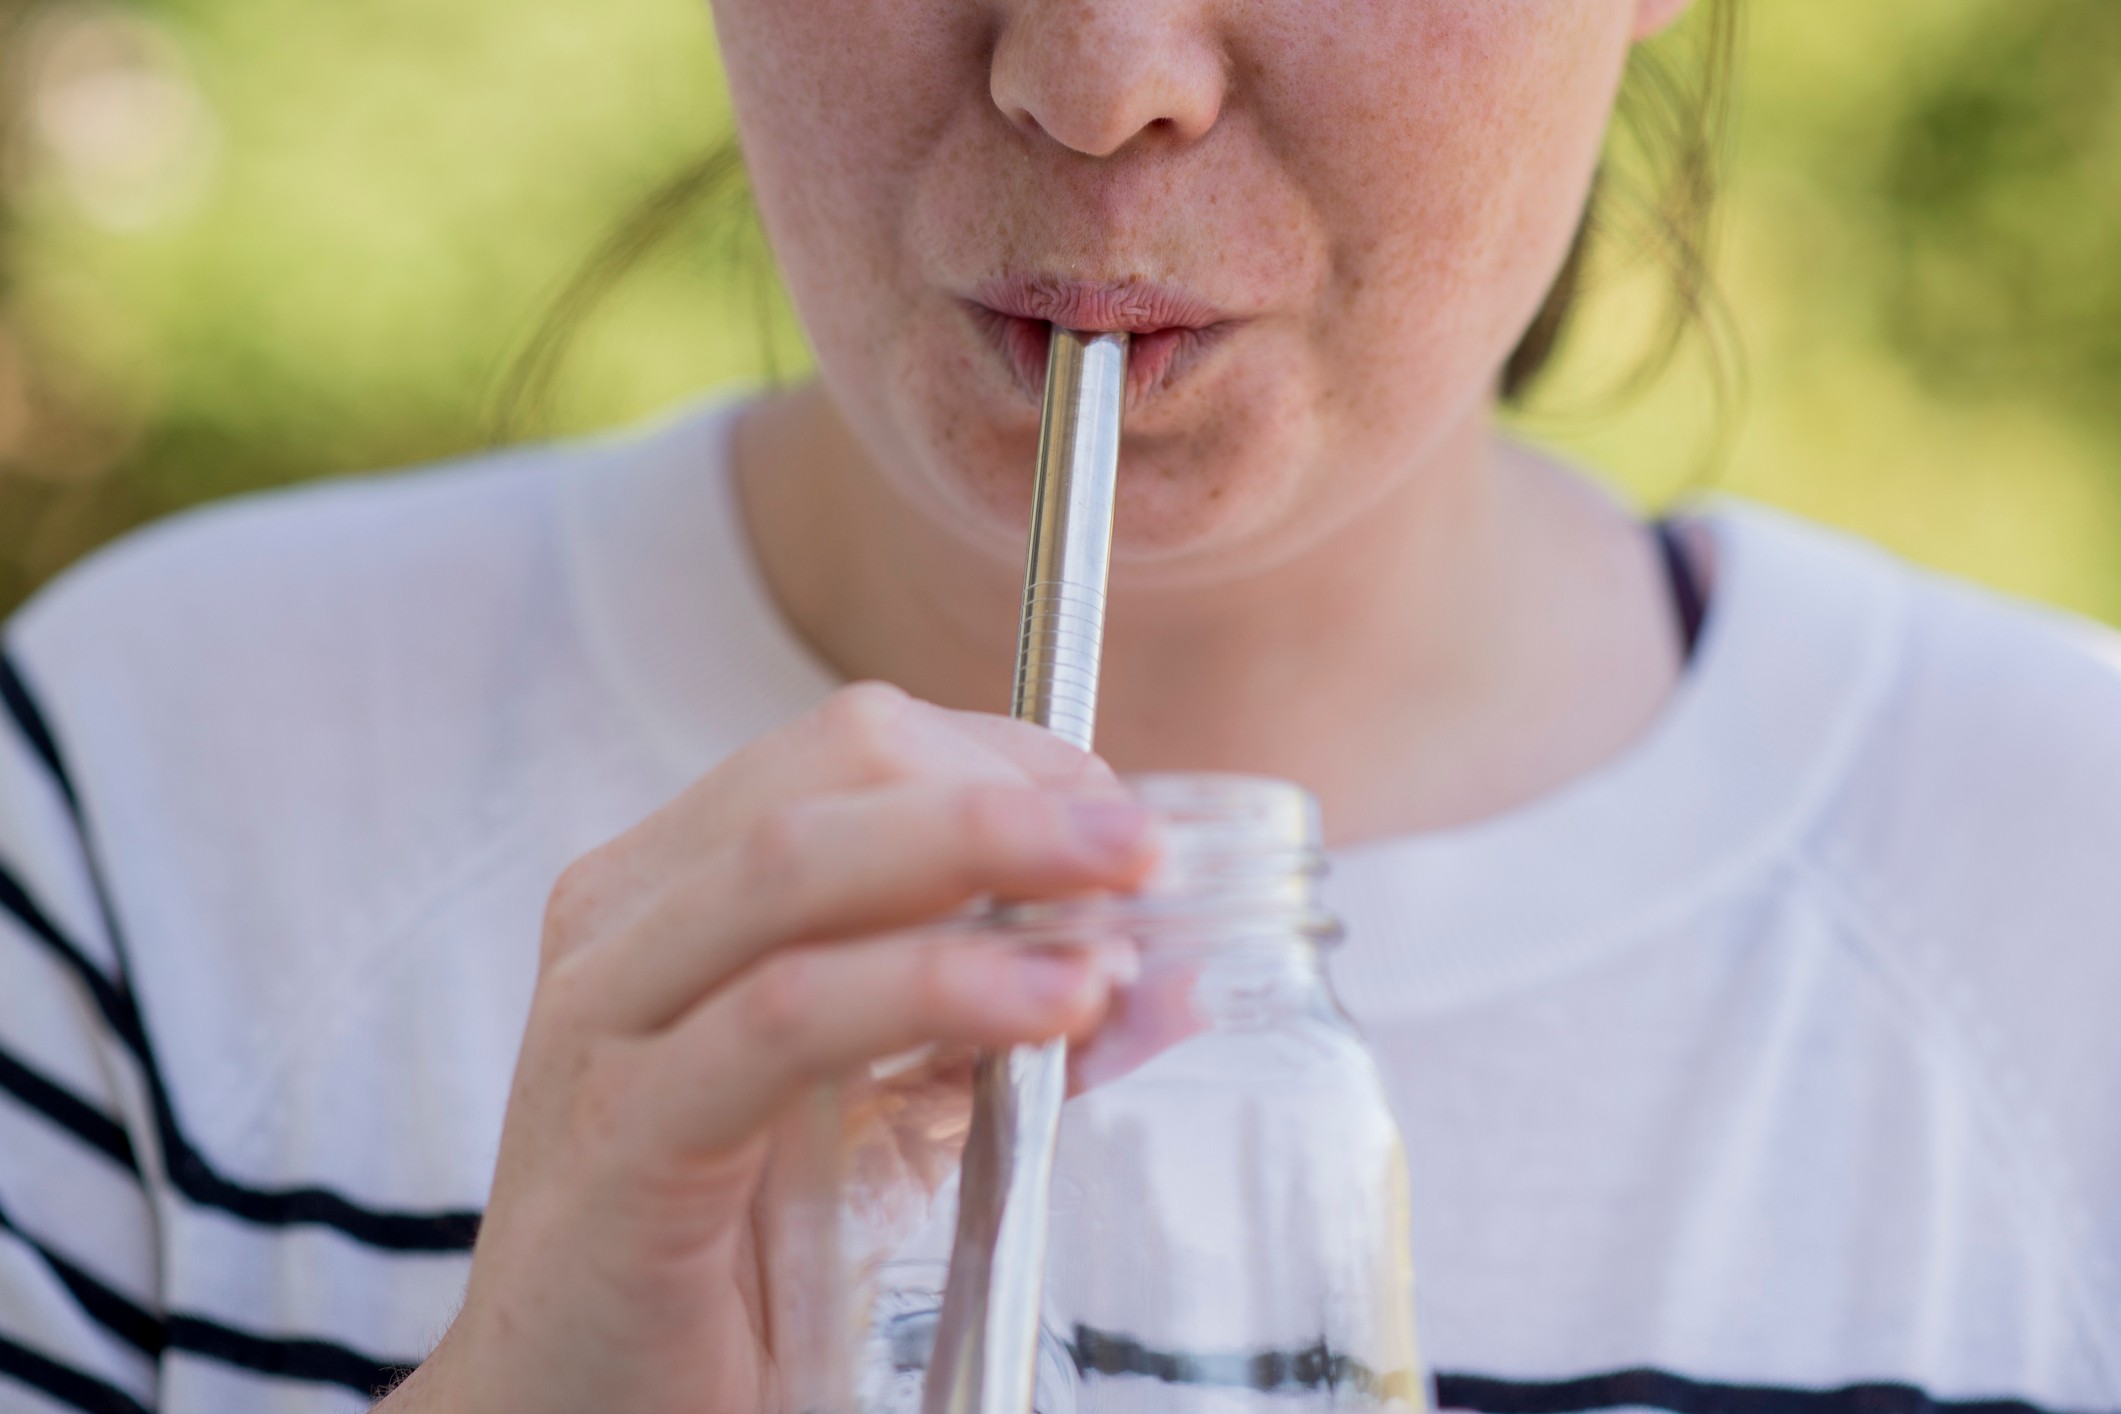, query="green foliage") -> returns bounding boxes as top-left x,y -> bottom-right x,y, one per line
1876,1 -> 2121,422
0,0 -> 2117,622
1534,0 -> 2121,620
